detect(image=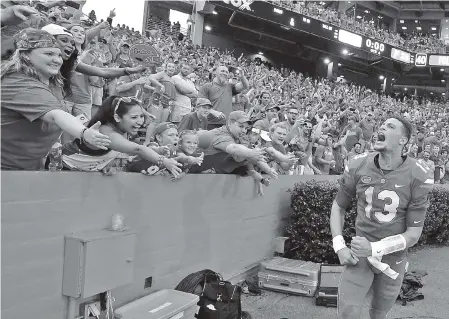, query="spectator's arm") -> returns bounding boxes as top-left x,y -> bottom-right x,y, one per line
99,126 -> 162,164
1,5 -> 38,26
86,21 -> 111,44
172,76 -> 198,96
265,147 -> 292,164
312,118 -> 324,140
76,62 -> 144,78
284,124 -> 300,144
108,41 -> 118,61
255,160 -> 277,176
149,72 -> 166,91
41,109 -> 109,148
114,77 -> 145,94
223,144 -> 264,163
308,155 -> 322,174
234,69 -> 249,93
